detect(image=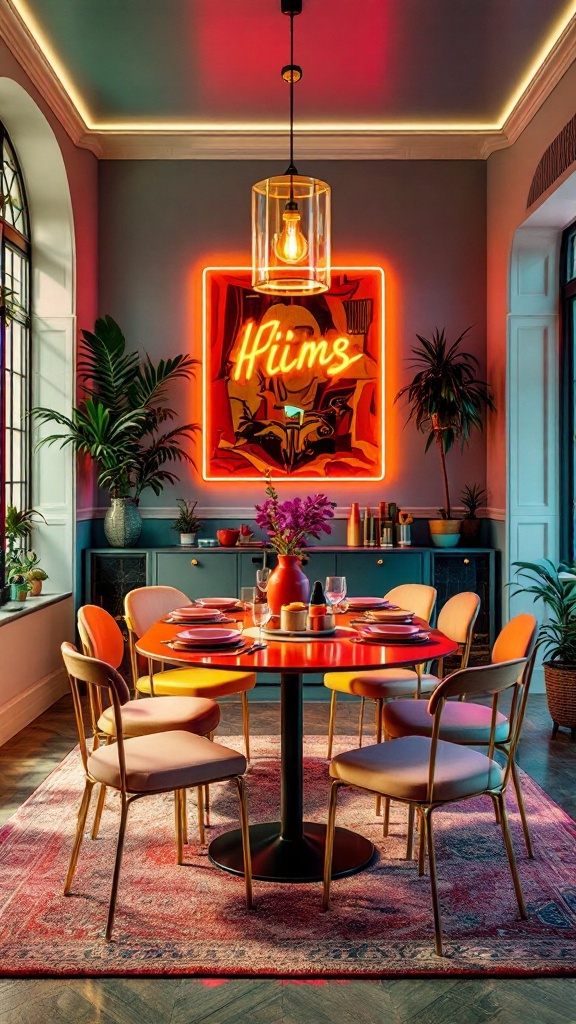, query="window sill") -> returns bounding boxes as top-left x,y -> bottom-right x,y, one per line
0,592 -> 72,627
